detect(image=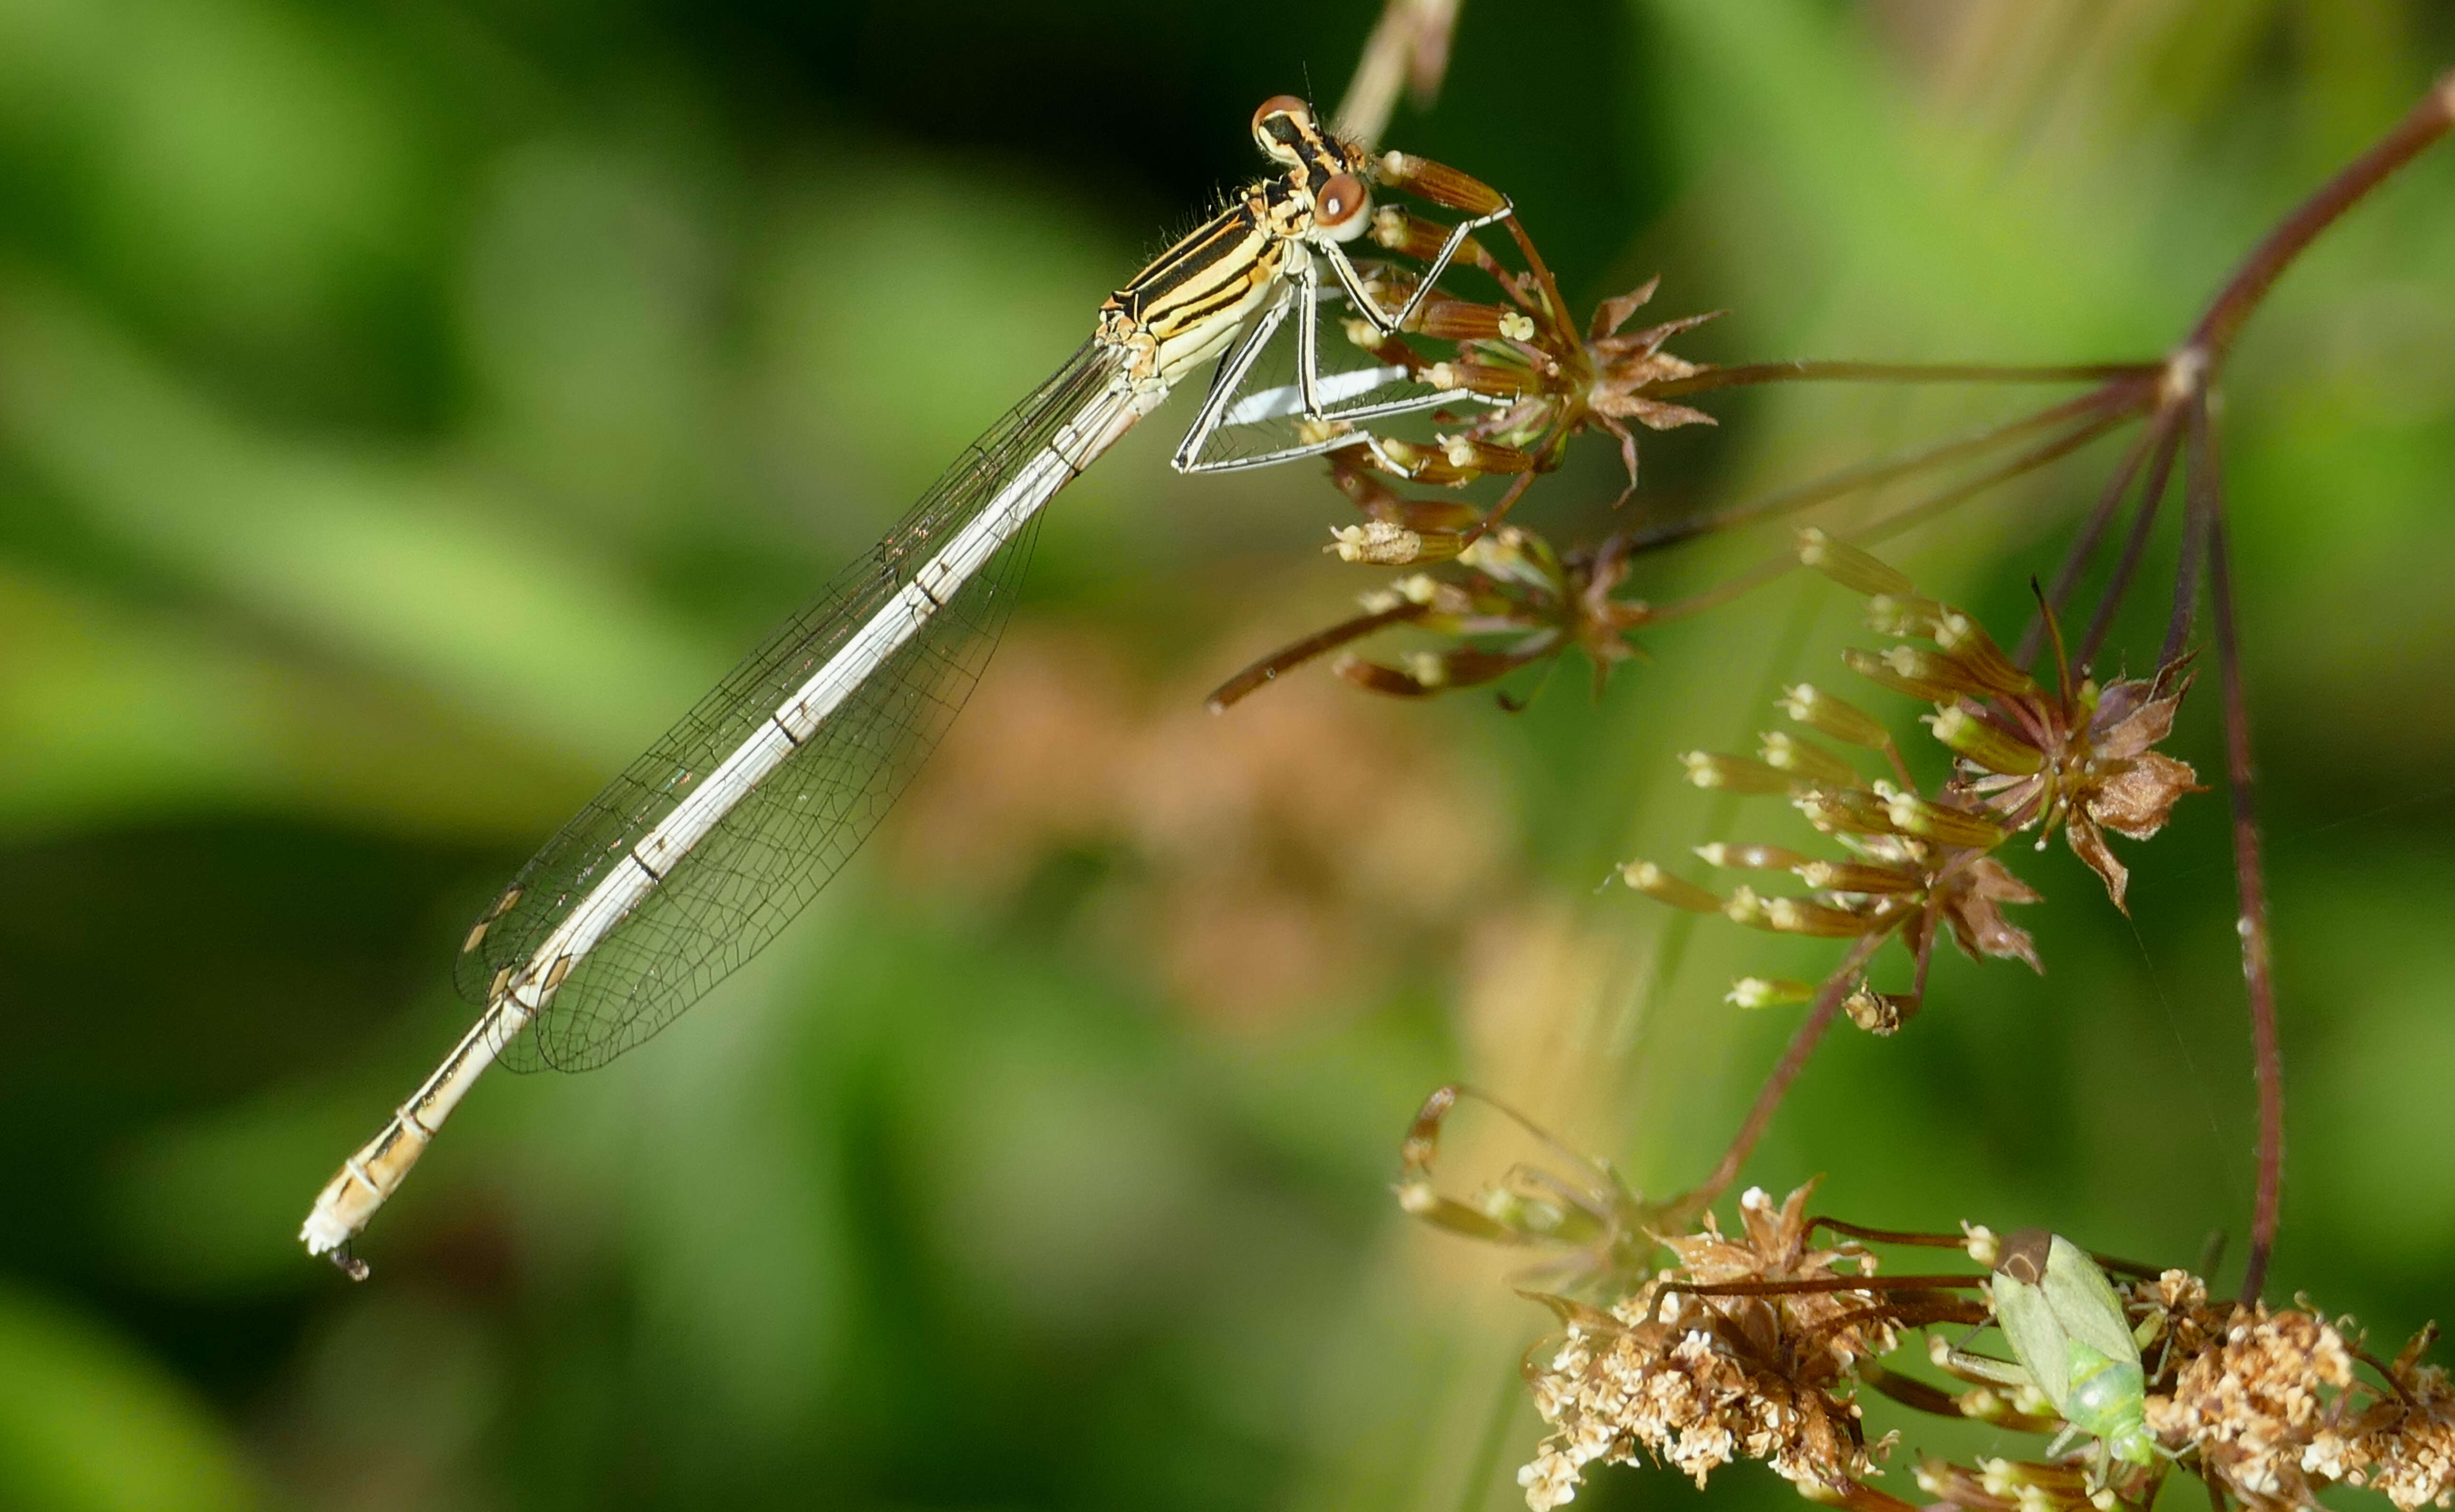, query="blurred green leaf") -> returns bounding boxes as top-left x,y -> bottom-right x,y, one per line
0,1283 -> 257,1512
